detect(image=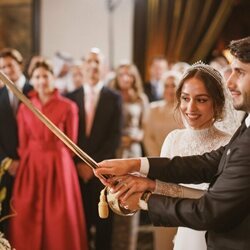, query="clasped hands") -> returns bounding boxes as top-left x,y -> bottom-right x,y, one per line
94,158 -> 155,211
